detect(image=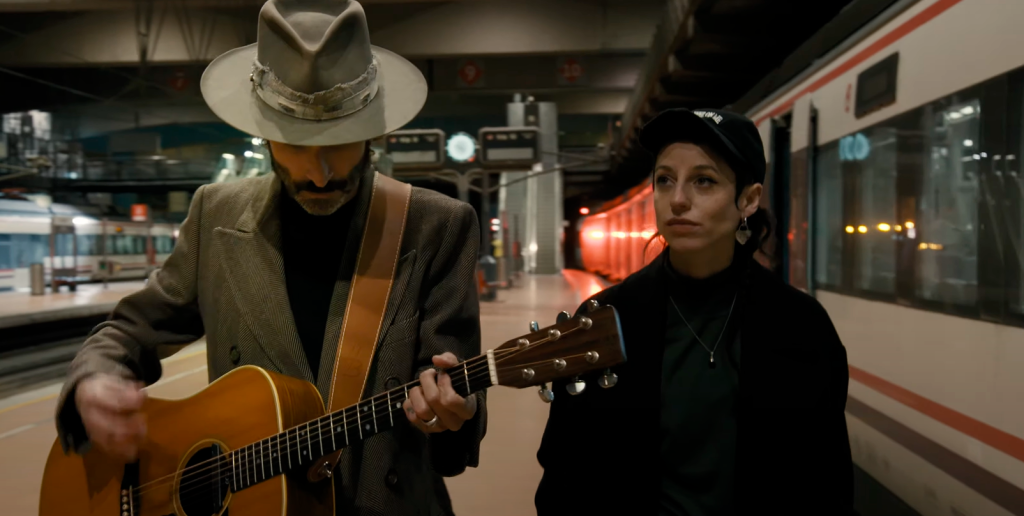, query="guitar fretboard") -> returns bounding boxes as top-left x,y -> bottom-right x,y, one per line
226,357 -> 495,491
